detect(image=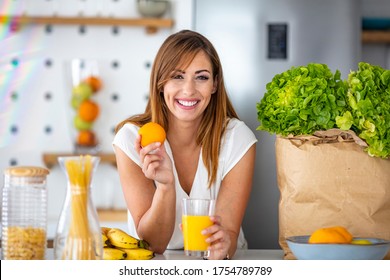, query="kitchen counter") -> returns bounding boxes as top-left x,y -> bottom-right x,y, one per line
155,249 -> 284,260
1,247 -> 284,260
40,249 -> 284,260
